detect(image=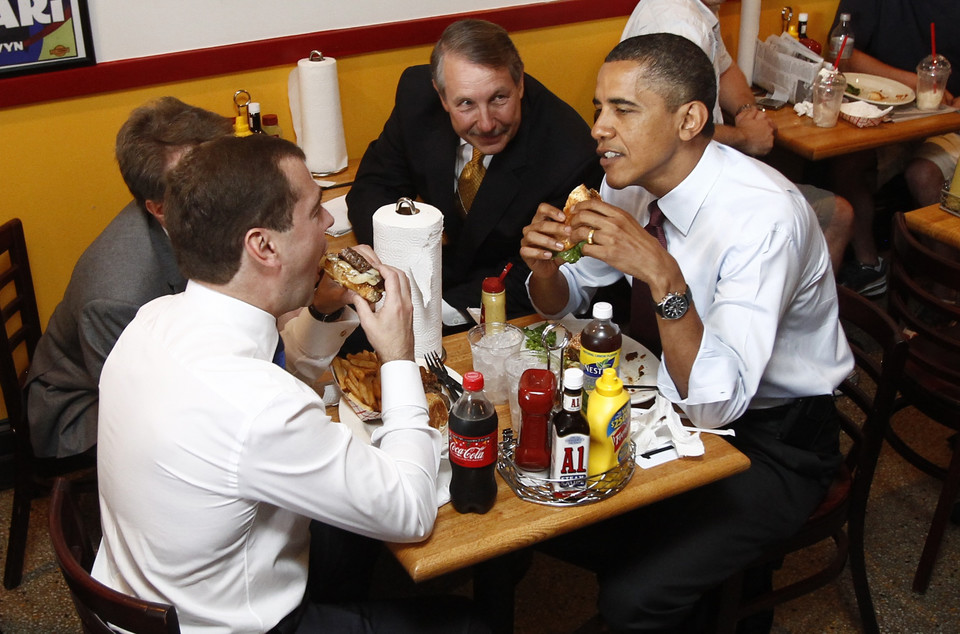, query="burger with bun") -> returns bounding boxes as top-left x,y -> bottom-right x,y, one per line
554,184 -> 601,263
322,247 -> 385,303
